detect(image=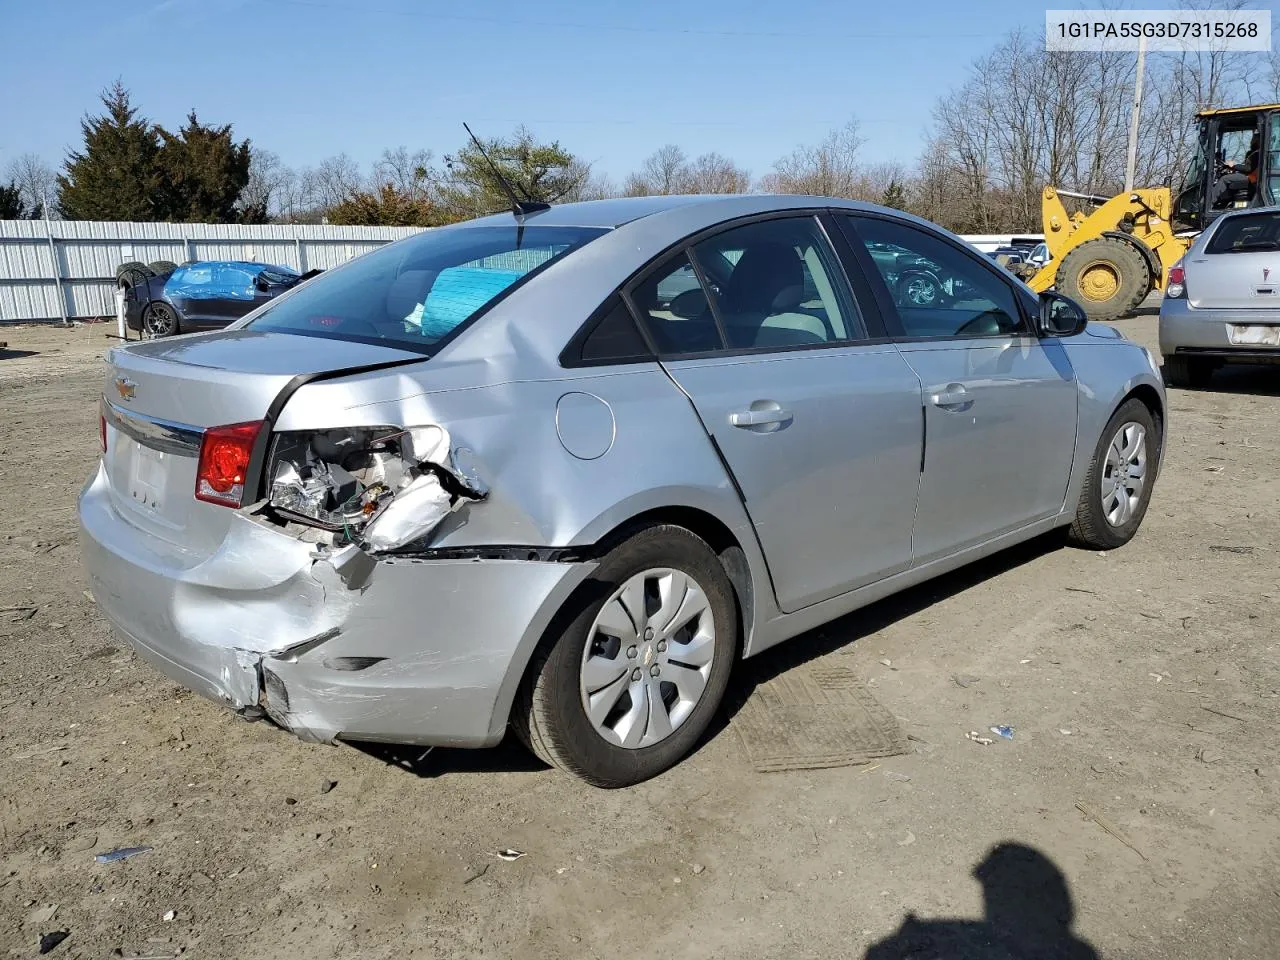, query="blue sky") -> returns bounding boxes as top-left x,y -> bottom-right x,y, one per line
3,0 -> 1052,181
